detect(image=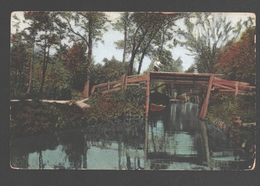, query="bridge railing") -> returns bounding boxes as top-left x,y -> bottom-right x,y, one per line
90,74 -> 149,96
90,80 -> 122,95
